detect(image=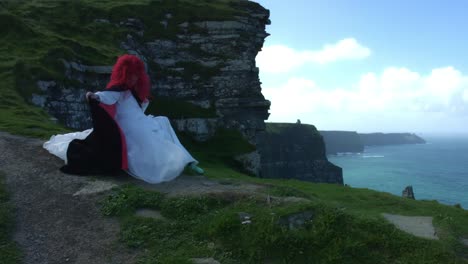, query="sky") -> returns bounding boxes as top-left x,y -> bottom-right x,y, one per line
253,0 -> 468,134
